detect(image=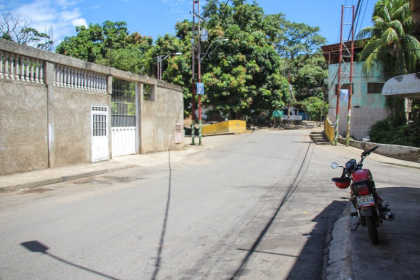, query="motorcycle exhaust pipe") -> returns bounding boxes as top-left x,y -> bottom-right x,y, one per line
381,212 -> 395,221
